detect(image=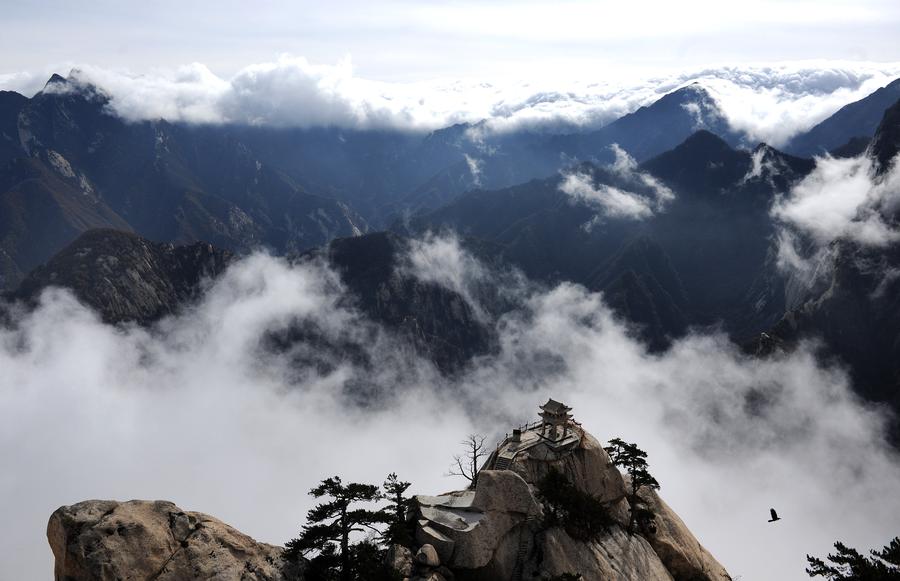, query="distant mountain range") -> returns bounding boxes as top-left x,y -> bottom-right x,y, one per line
786,77 -> 900,157
2,72 -> 900,438
6,73 -> 895,291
